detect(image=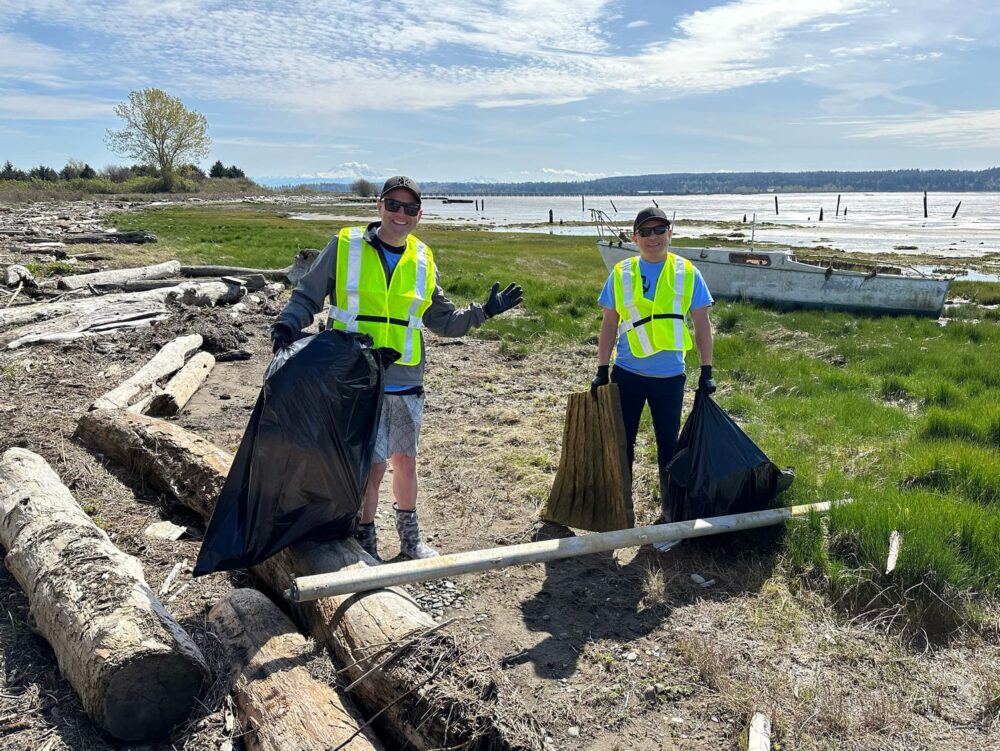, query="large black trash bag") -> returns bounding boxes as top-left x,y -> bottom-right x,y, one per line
194,330 -> 387,576
664,390 -> 793,522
